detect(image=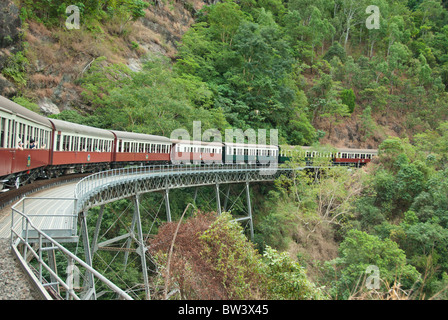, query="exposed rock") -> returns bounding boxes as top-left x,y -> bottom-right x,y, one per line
128,58 -> 143,72
0,0 -> 22,97
0,1 -> 21,51
39,97 -> 60,115
0,74 -> 16,97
